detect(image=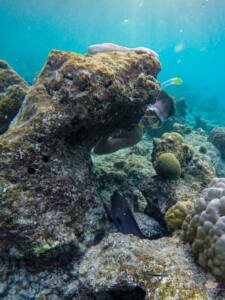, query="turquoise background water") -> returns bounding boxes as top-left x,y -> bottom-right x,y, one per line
1,0 -> 225,108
